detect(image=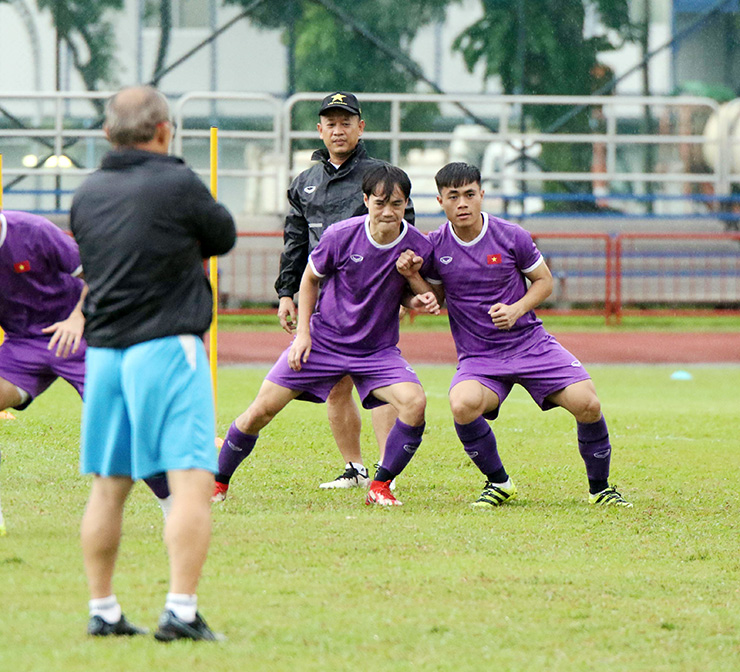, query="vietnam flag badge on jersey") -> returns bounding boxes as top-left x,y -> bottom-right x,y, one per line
14,260 -> 31,273
487,254 -> 502,265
